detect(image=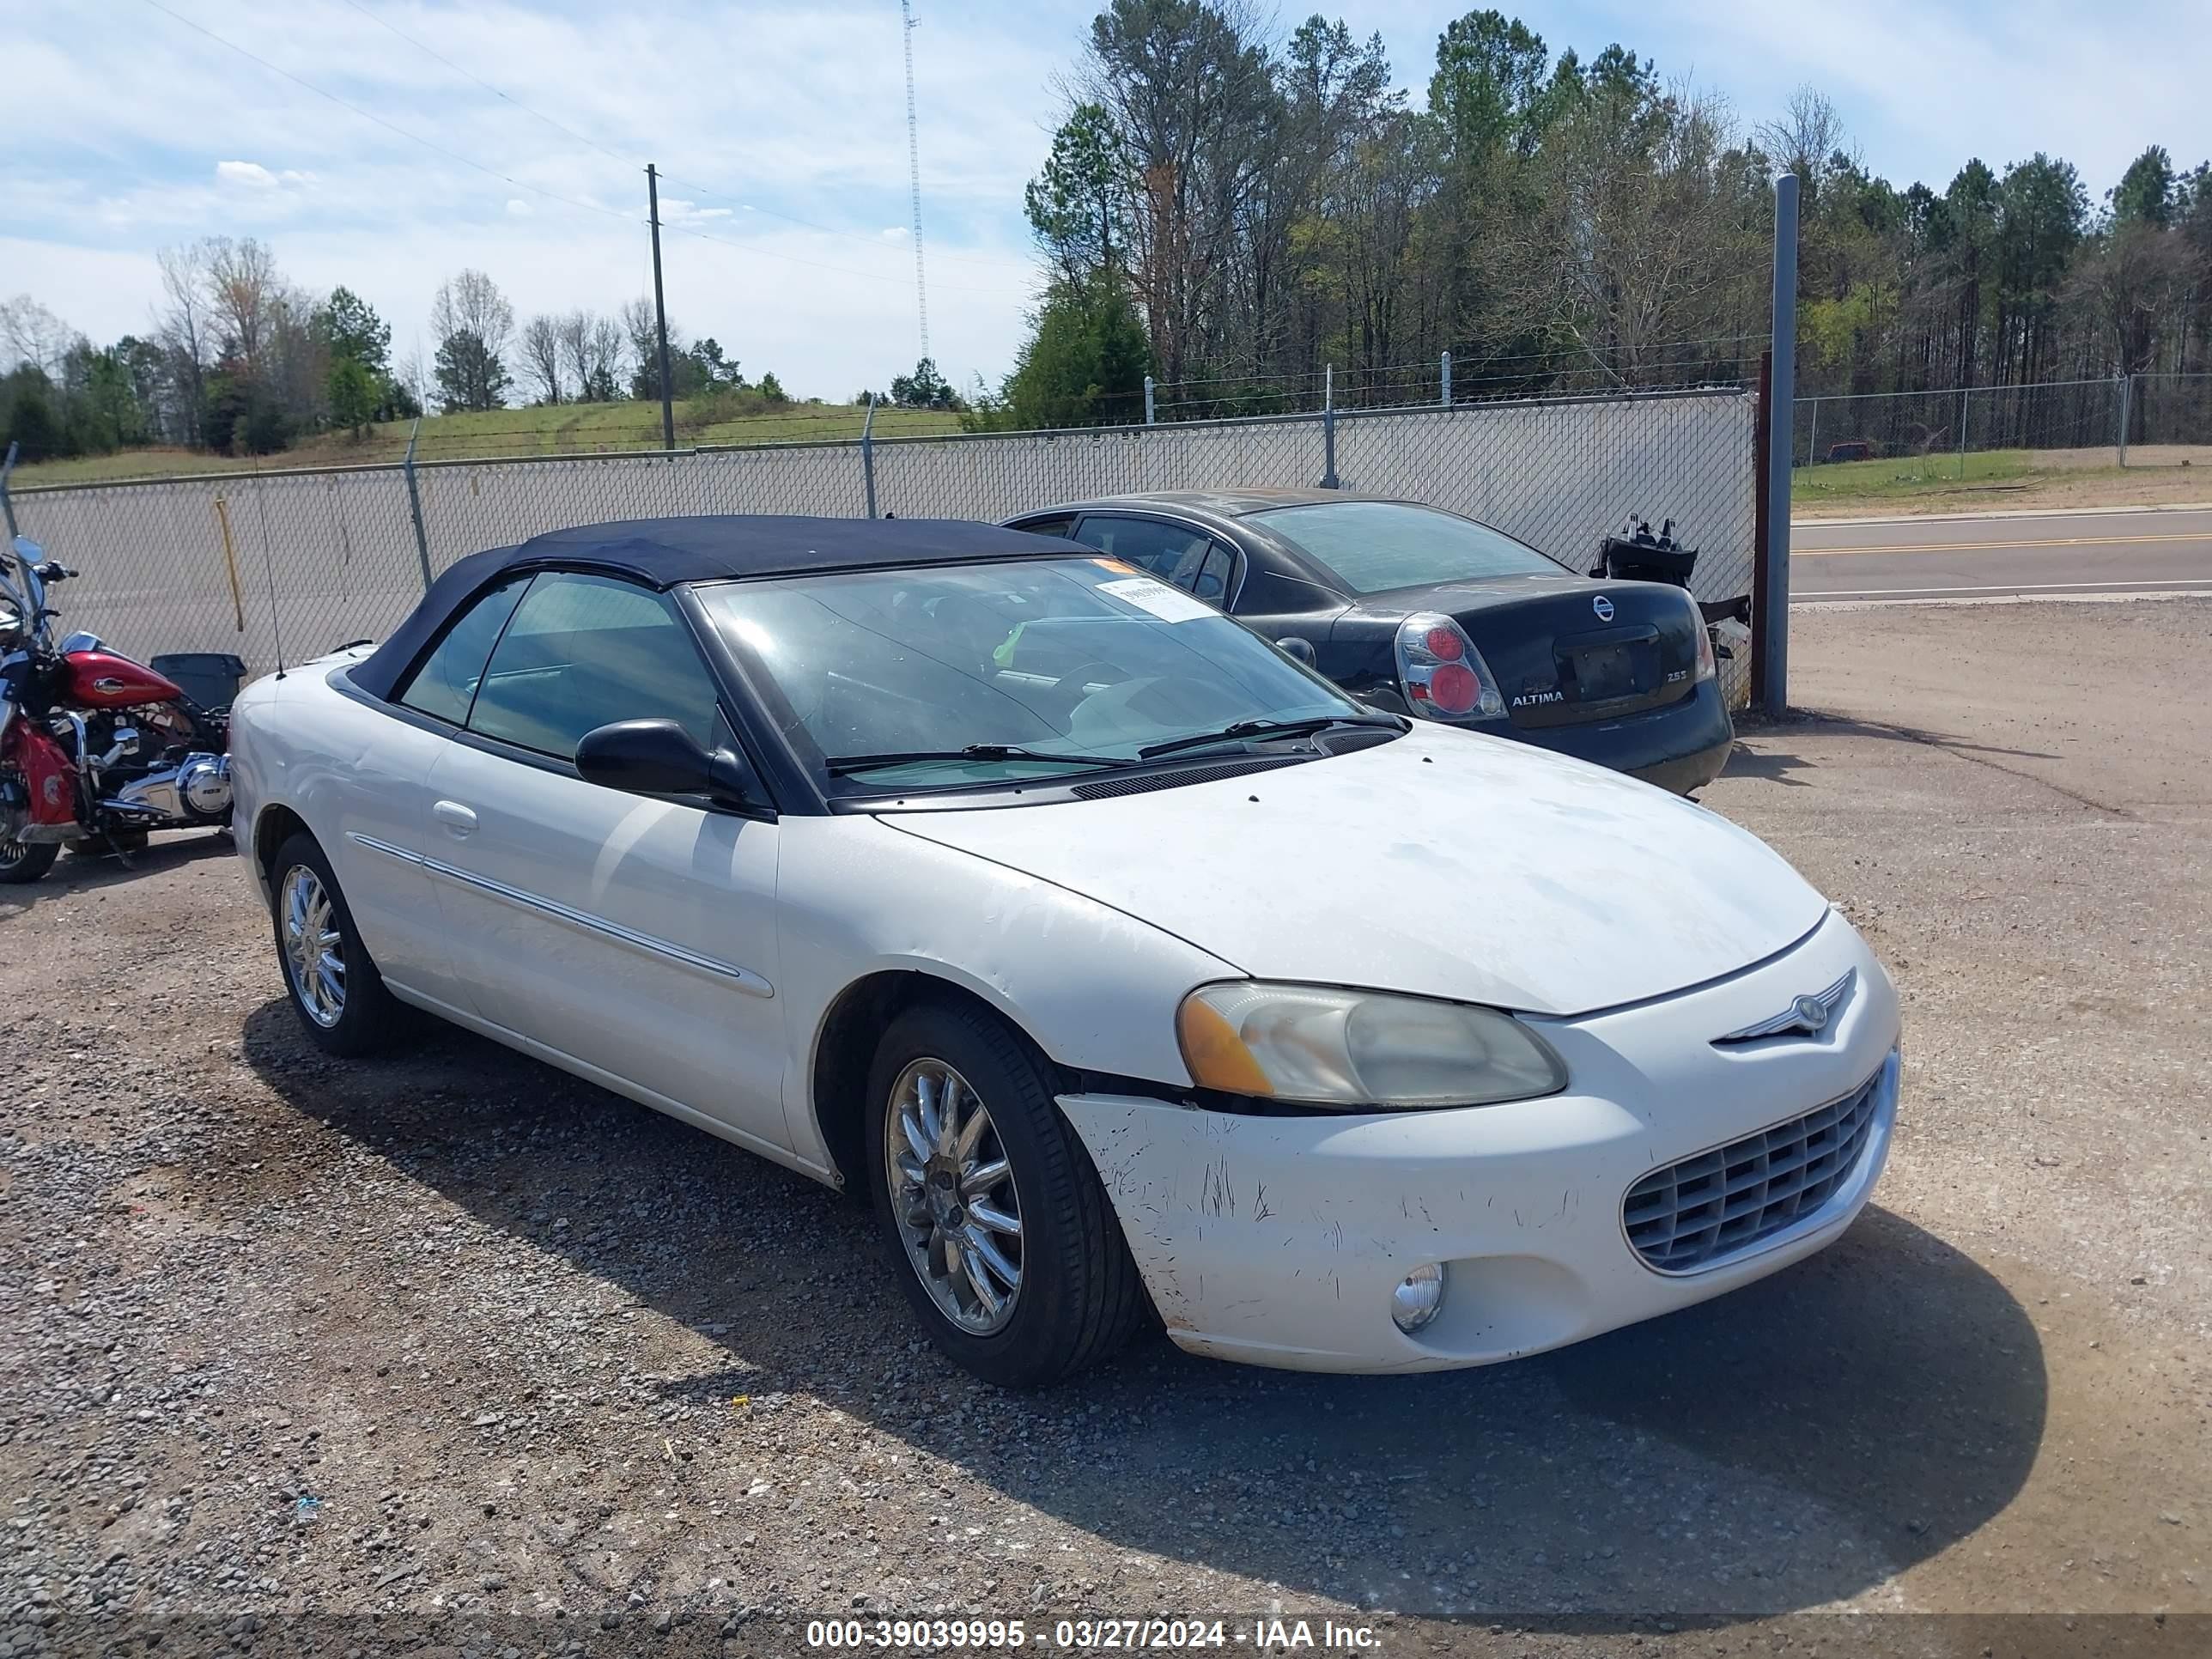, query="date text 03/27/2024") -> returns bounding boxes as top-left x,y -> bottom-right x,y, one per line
803,1617 -> 1383,1650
